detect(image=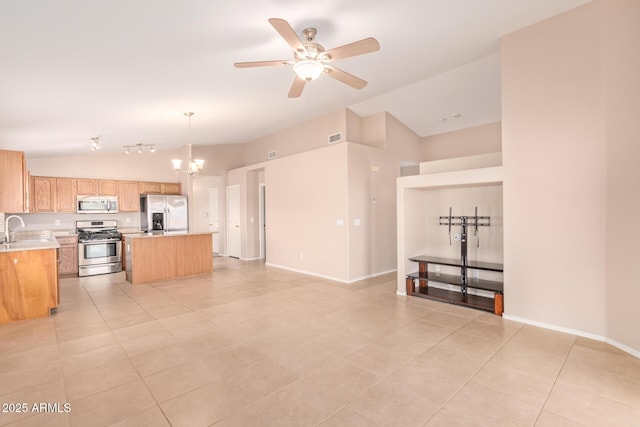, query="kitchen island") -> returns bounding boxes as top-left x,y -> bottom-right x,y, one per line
124,232 -> 213,285
0,239 -> 60,324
